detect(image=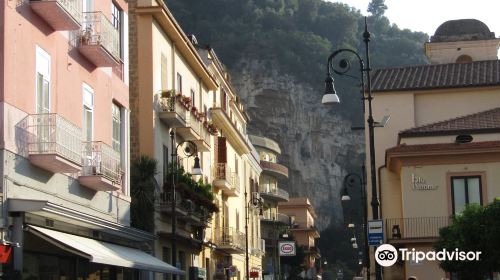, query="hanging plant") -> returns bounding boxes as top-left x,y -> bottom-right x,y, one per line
207,122 -> 219,136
